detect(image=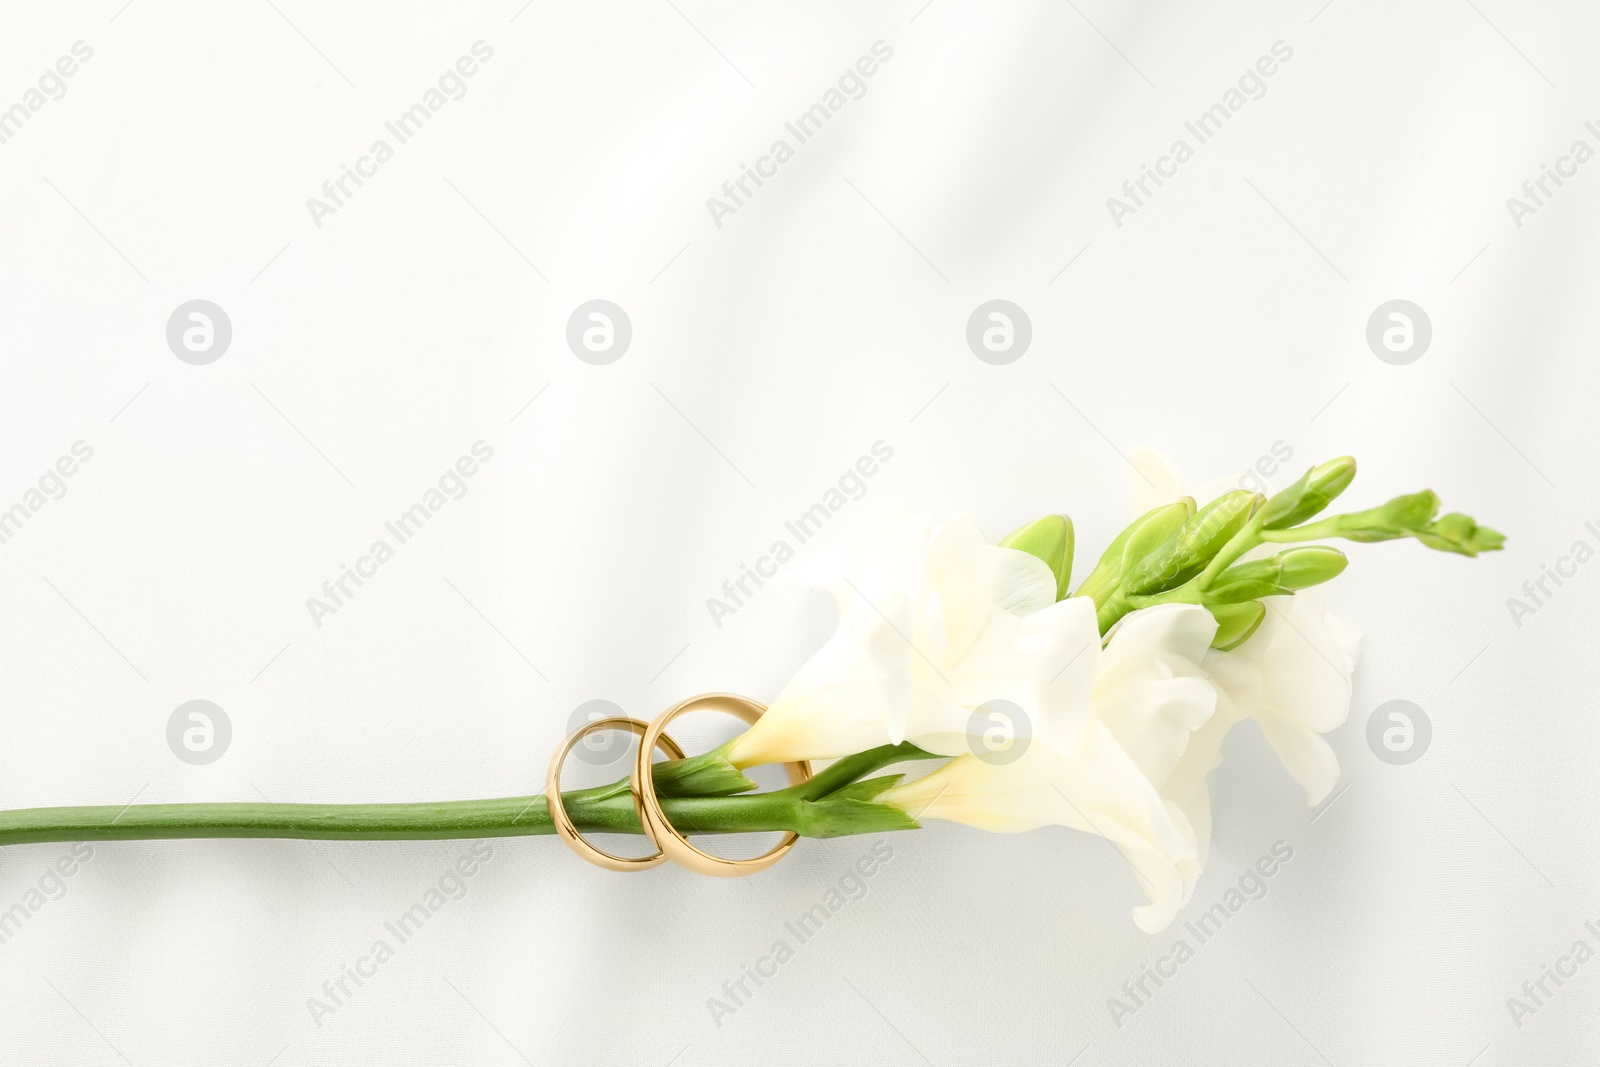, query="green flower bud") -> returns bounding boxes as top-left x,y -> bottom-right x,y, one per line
1184,490 -> 1262,556
1337,490 -> 1441,542
1209,600 -> 1266,651
1312,455 -> 1357,500
1260,456 -> 1358,531
1416,512 -> 1507,557
1258,467 -> 1311,530
1384,489 -> 1441,529
1278,545 -> 1348,588
1075,499 -> 1193,605
1117,498 -> 1193,585
999,513 -> 1075,599
1123,490 -> 1259,595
